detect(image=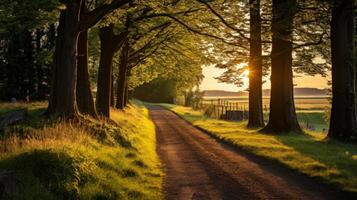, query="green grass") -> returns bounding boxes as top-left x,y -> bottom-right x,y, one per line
161,104 -> 357,193
264,111 -> 328,132
297,112 -> 327,132
0,101 -> 163,200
